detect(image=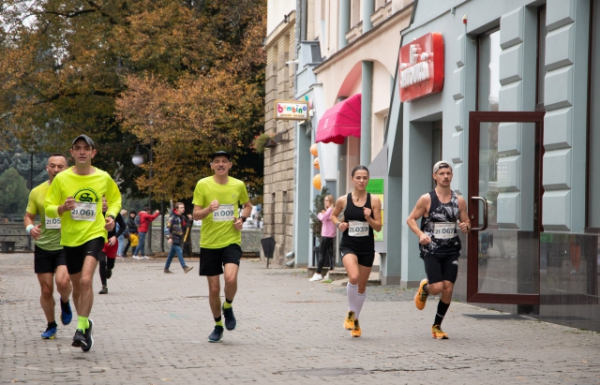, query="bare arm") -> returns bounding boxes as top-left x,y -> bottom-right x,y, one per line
456,196 -> 471,233
406,194 -> 432,245
330,196 -> 348,232
366,196 -> 382,232
24,212 -> 42,240
234,200 -> 253,231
